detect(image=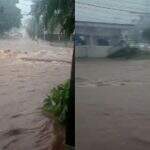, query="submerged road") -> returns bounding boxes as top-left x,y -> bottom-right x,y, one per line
0,38 -> 72,150
76,59 -> 150,150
